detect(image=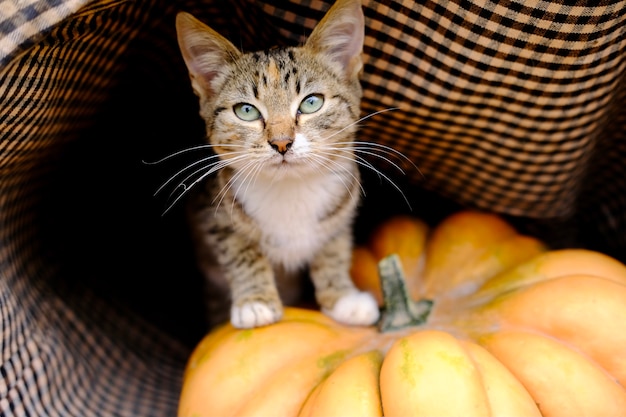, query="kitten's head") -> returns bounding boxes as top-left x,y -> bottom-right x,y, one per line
175,0 -> 364,178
